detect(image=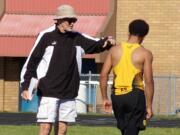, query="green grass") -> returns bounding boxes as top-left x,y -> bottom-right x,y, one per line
152,115 -> 180,120
0,125 -> 180,135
